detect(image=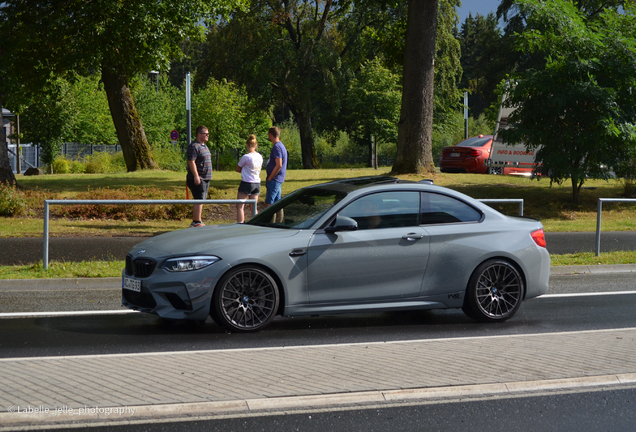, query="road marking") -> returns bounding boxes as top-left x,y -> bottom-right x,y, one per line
539,291 -> 636,298
0,310 -> 137,318
1,290 -> 634,319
